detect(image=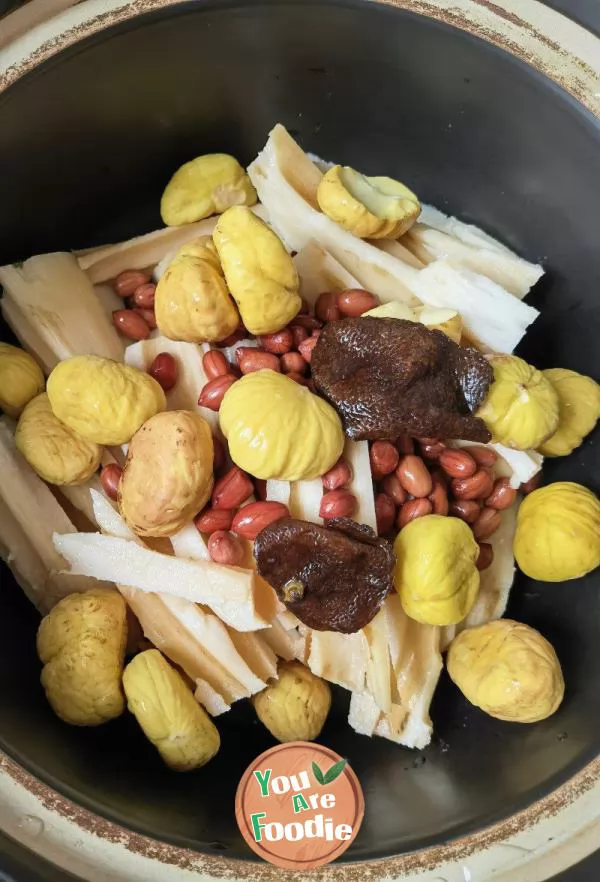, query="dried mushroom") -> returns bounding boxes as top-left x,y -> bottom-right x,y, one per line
254,517 -> 395,633
311,317 -> 493,442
